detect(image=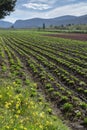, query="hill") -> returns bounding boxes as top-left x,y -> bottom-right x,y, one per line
1,14 -> 87,28
0,20 -> 12,28
13,15 -> 87,28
